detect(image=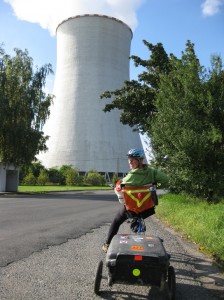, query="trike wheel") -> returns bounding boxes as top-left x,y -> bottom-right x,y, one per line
167,266 -> 176,300
94,260 -> 103,295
